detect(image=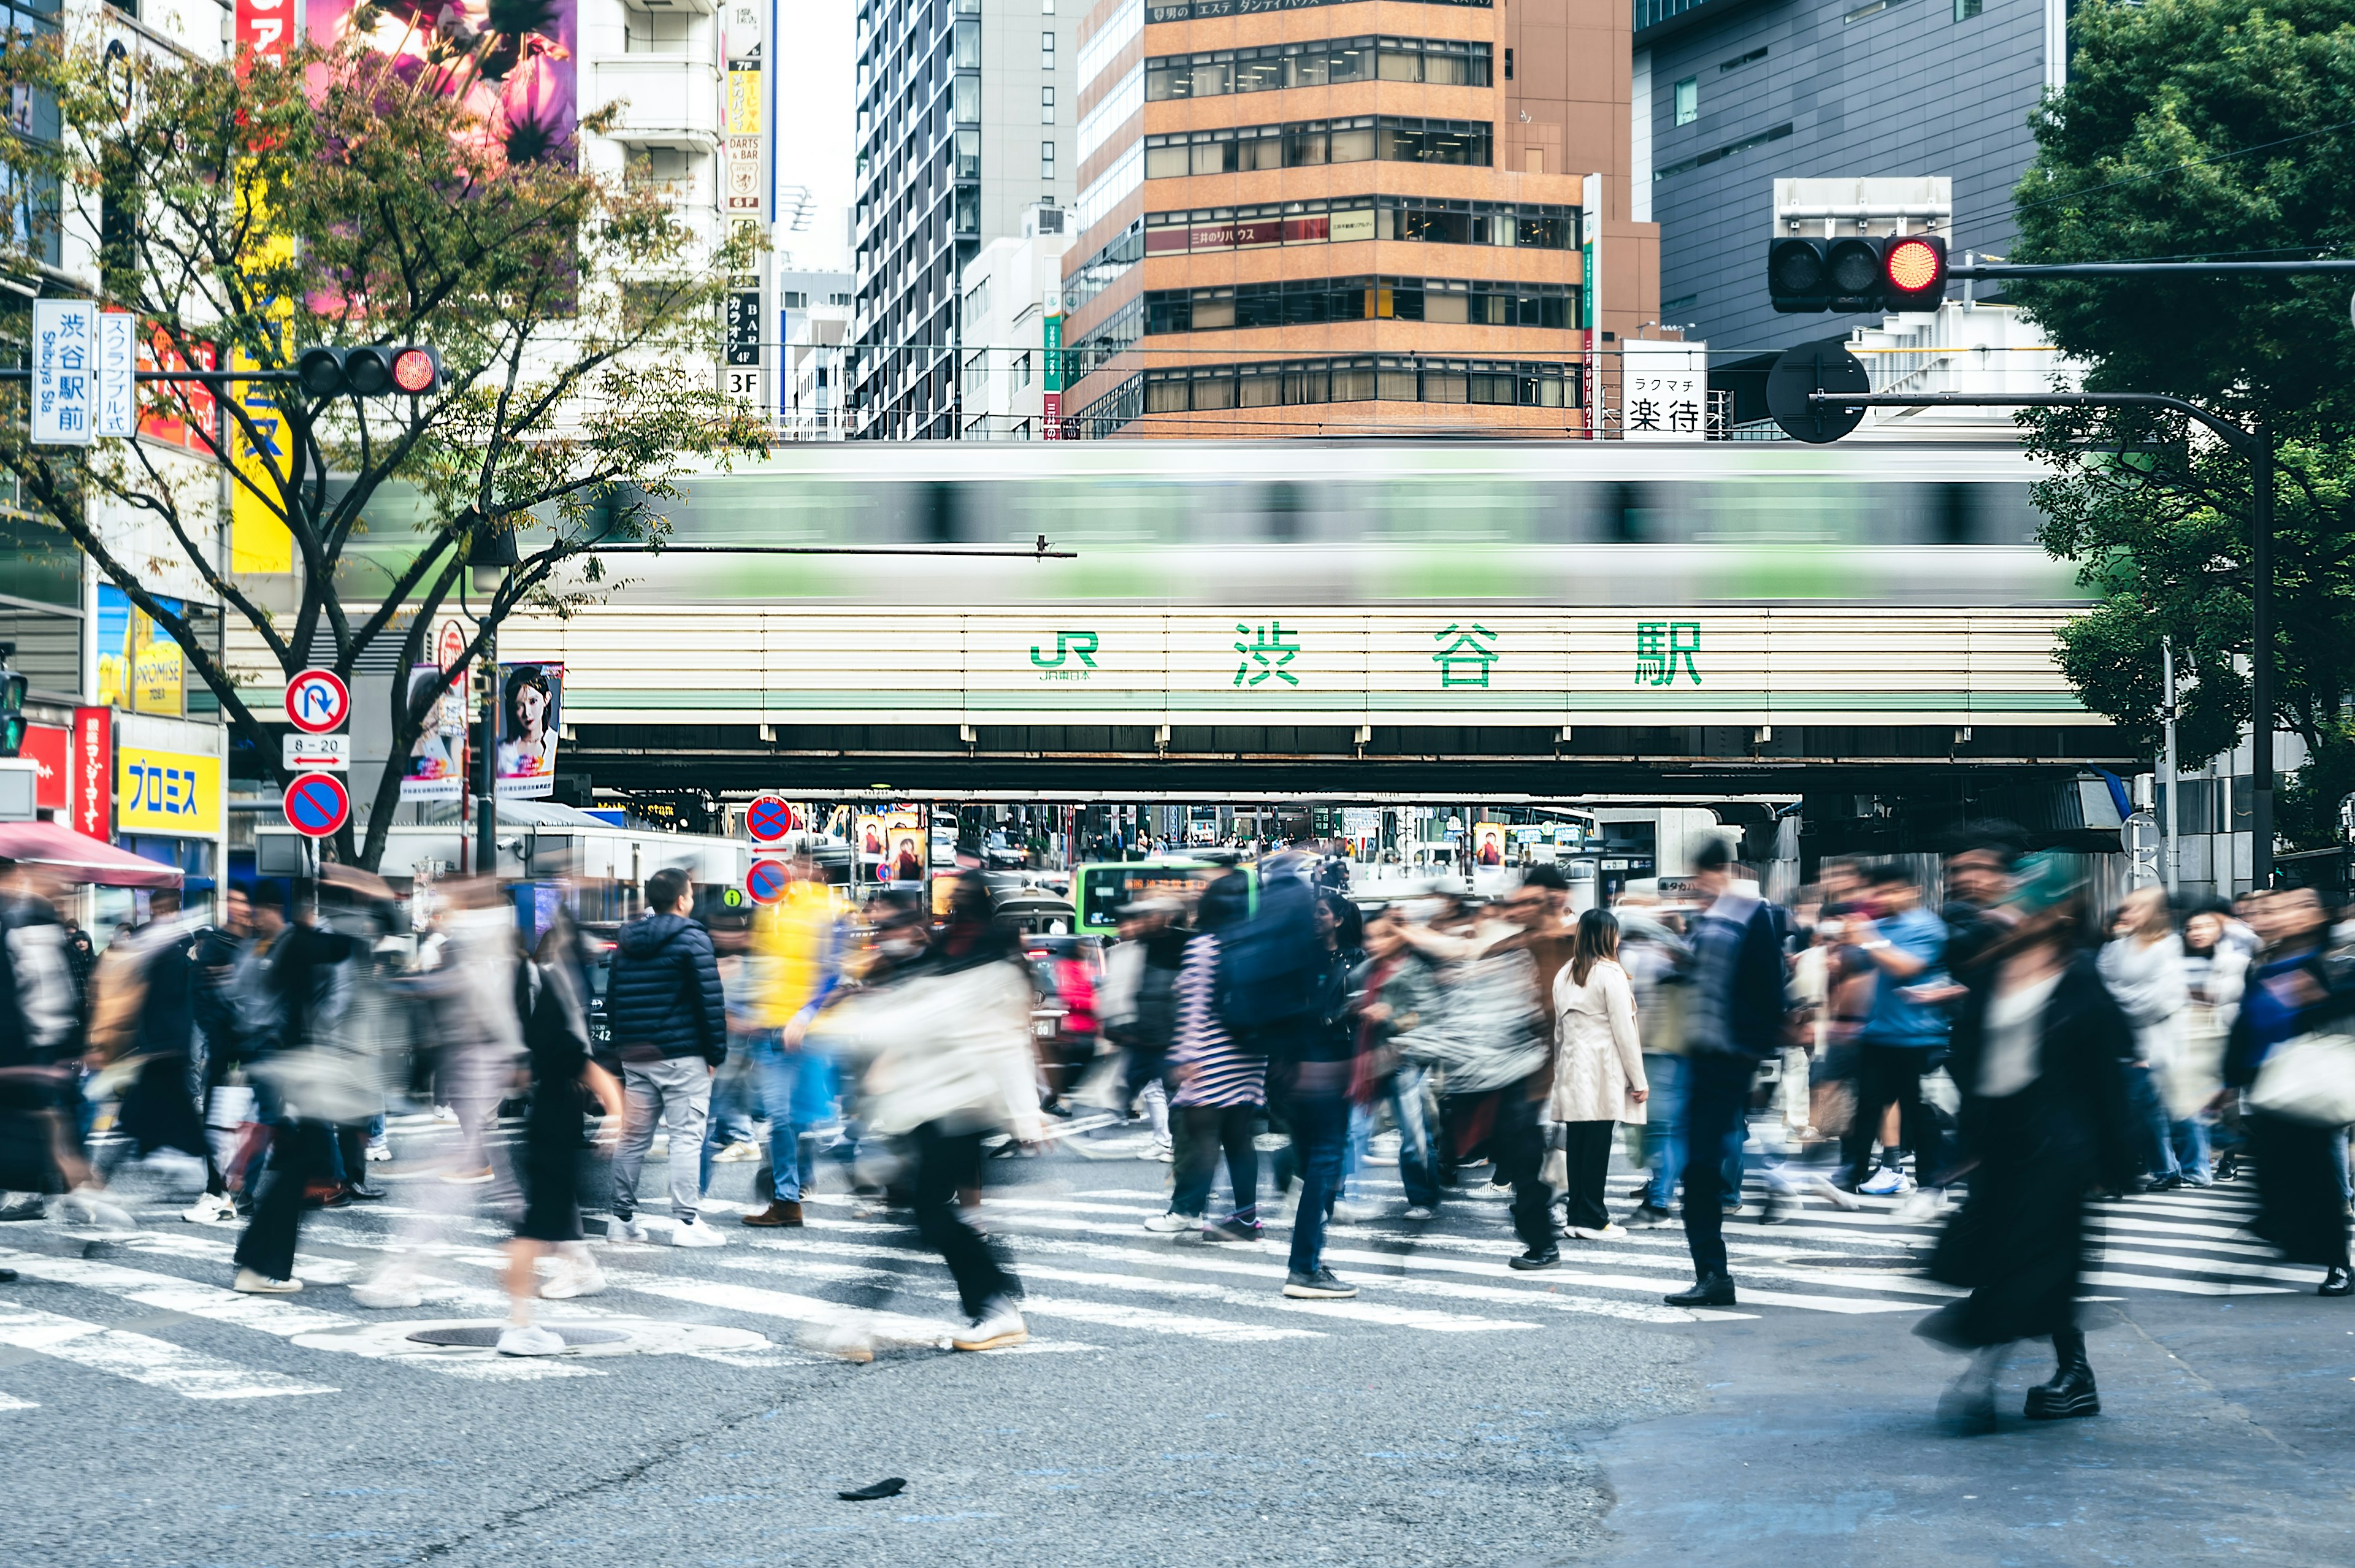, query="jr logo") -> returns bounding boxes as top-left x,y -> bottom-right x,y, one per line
1029,630 -> 1100,670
